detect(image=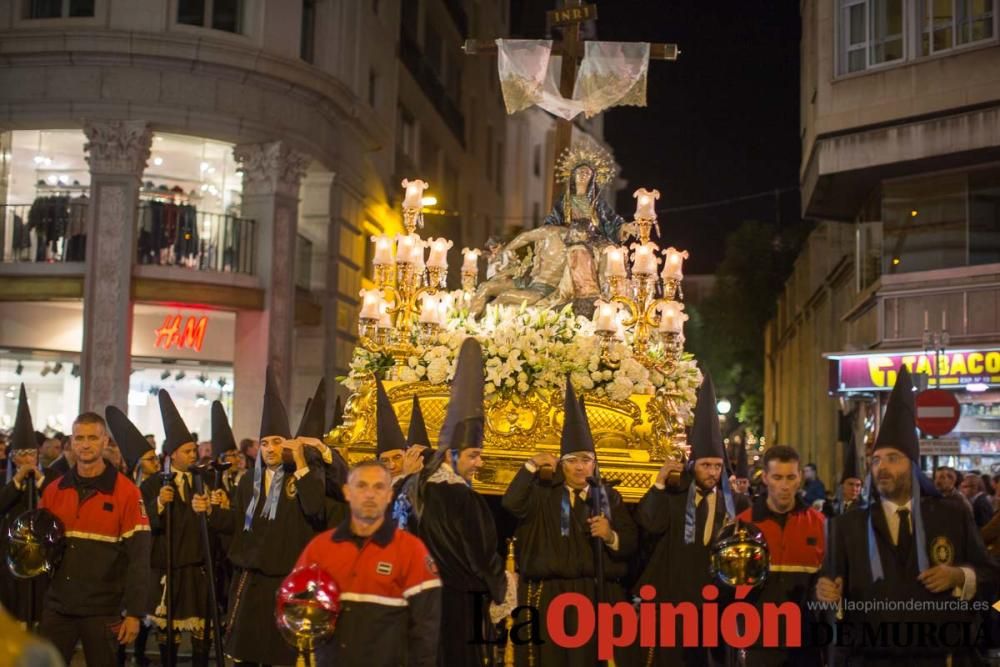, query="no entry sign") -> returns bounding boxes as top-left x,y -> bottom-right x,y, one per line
915,389 -> 961,437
